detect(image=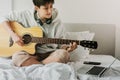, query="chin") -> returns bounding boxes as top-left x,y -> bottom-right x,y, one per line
46,15 -> 52,19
